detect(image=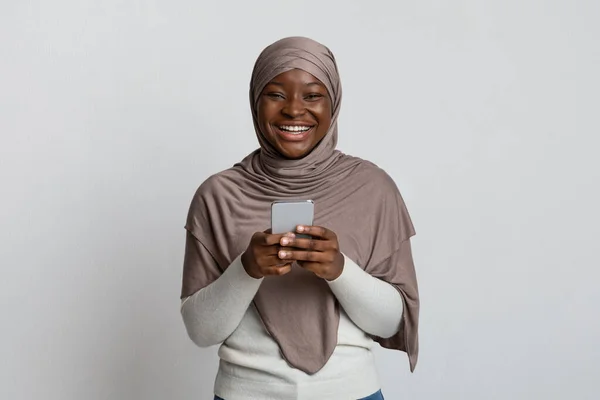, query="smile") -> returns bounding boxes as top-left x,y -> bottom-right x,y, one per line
274,124 -> 315,141
278,125 -> 314,134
